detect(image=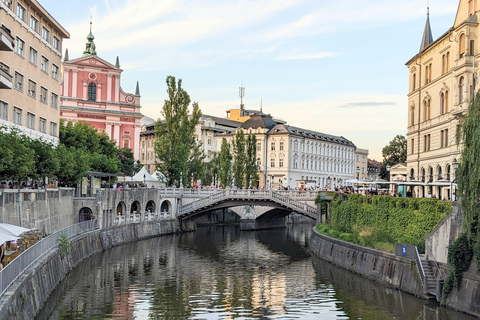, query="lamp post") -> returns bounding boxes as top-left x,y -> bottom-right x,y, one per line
143,174 -> 146,187
191,173 -> 194,188
180,172 -> 183,188
386,164 -> 391,194
452,158 -> 459,199
232,172 -> 235,188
